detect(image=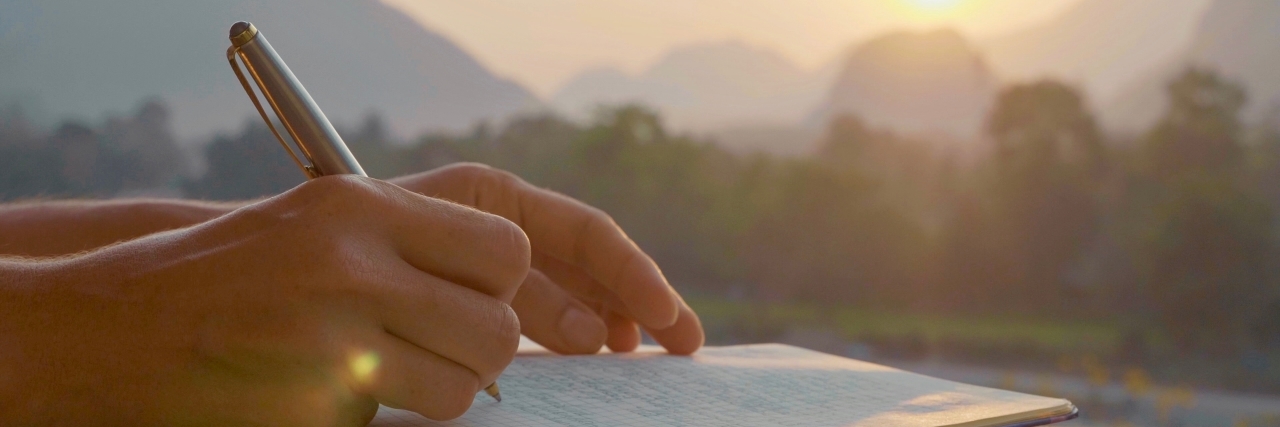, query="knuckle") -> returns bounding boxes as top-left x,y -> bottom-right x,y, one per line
475,167 -> 526,213
428,382 -> 477,421
458,209 -> 529,293
491,216 -> 532,280
441,162 -> 495,184
300,174 -> 373,198
301,175 -> 389,211
493,303 -> 522,362
474,301 -> 521,378
477,166 -> 522,193
572,207 -> 617,257
446,162 -> 526,205
401,359 -> 477,421
587,206 -> 618,229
